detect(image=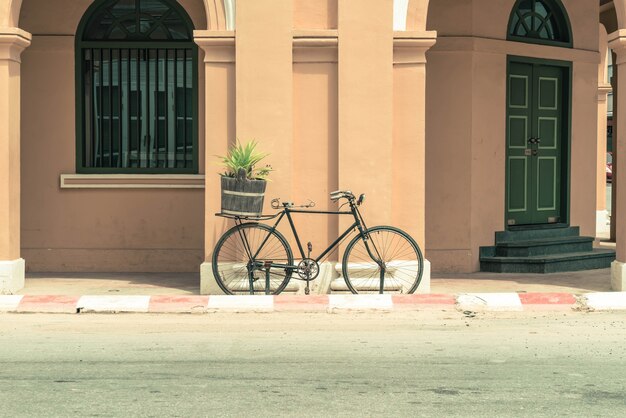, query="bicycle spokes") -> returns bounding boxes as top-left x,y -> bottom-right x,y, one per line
213,224 -> 293,295
342,227 -> 423,294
